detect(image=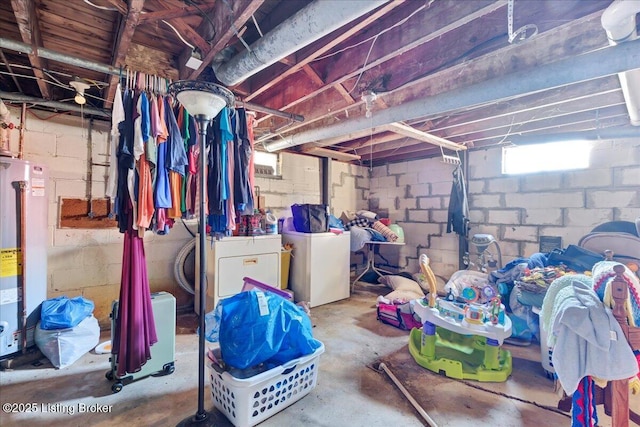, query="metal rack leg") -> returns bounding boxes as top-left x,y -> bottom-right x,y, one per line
351,244 -> 393,292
